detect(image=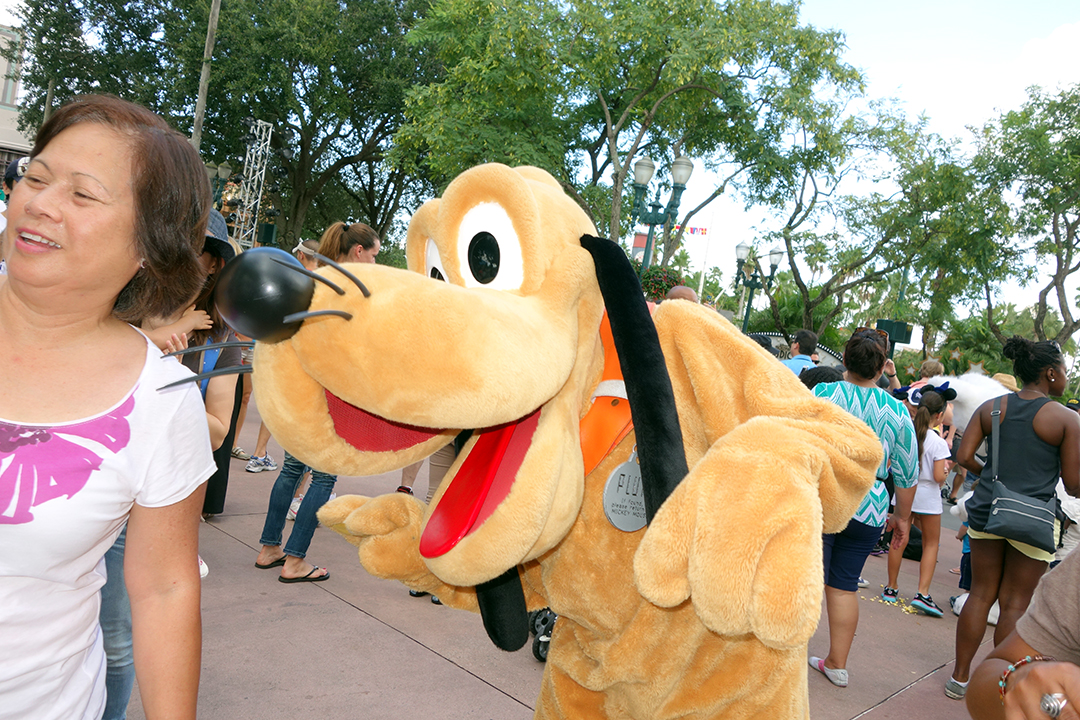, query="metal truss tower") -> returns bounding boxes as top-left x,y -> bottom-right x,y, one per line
231,119 -> 273,249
